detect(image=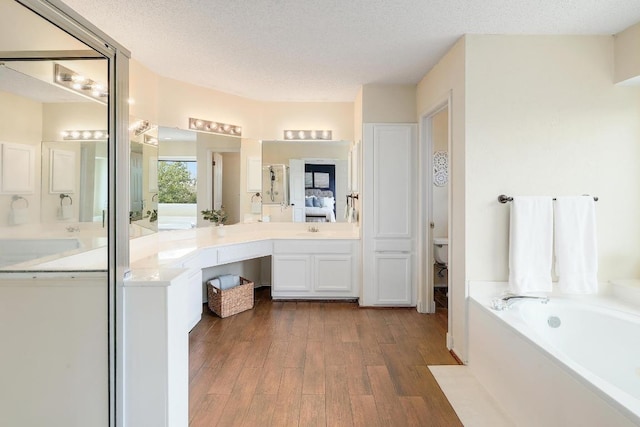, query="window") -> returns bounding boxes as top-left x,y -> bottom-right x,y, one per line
157,160 -> 198,230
